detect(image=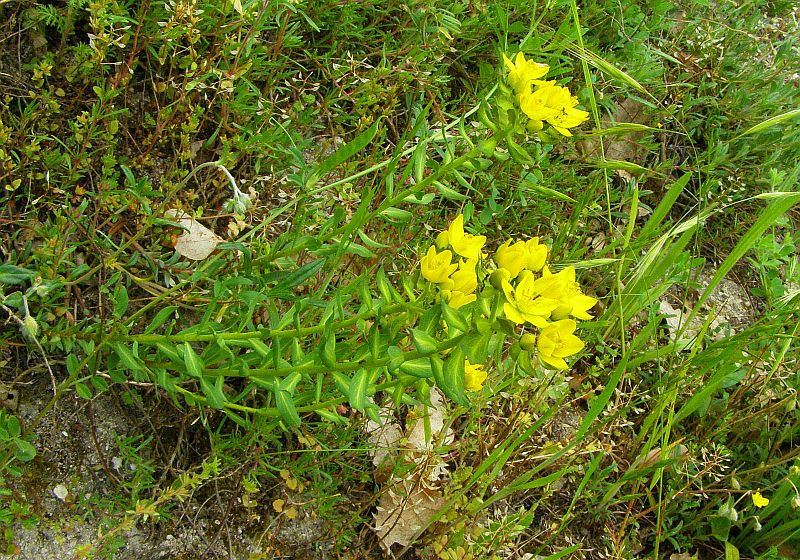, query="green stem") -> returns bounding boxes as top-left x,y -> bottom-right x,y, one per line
206,334 -> 463,380
125,301 -> 419,345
